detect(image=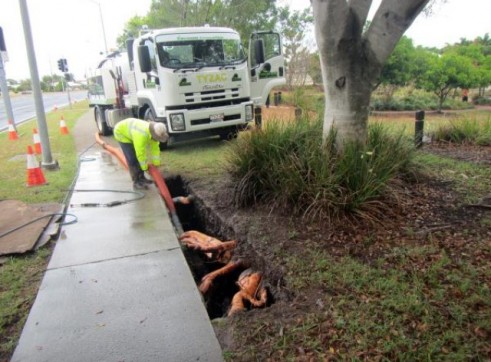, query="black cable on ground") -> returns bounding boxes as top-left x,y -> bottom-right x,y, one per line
0,213 -> 78,240
68,189 -> 145,208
